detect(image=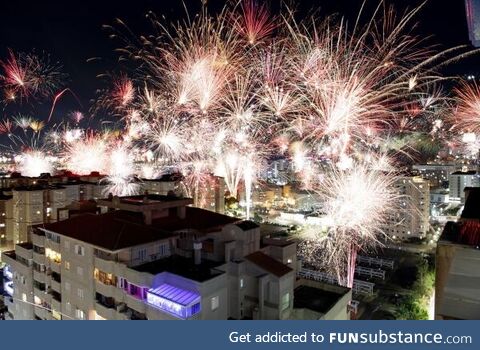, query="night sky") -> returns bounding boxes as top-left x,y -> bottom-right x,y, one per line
0,0 -> 477,122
